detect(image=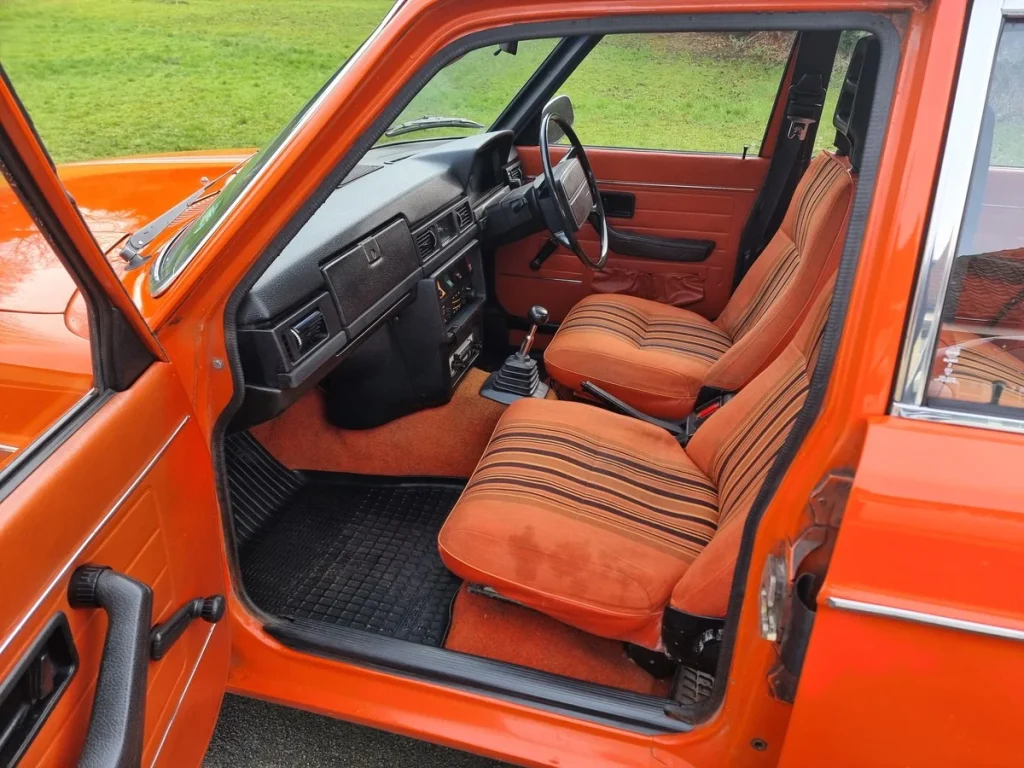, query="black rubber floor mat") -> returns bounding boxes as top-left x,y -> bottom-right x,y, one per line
225,433 -> 464,647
